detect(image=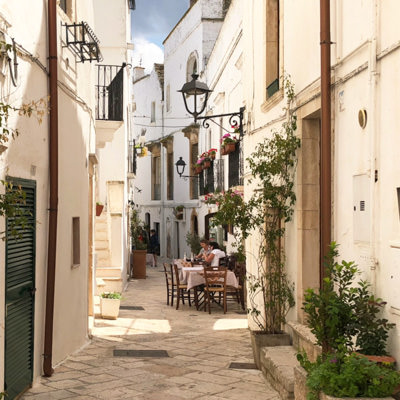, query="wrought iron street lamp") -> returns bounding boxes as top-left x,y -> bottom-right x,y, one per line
175,157 -> 199,180
178,74 -> 244,137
